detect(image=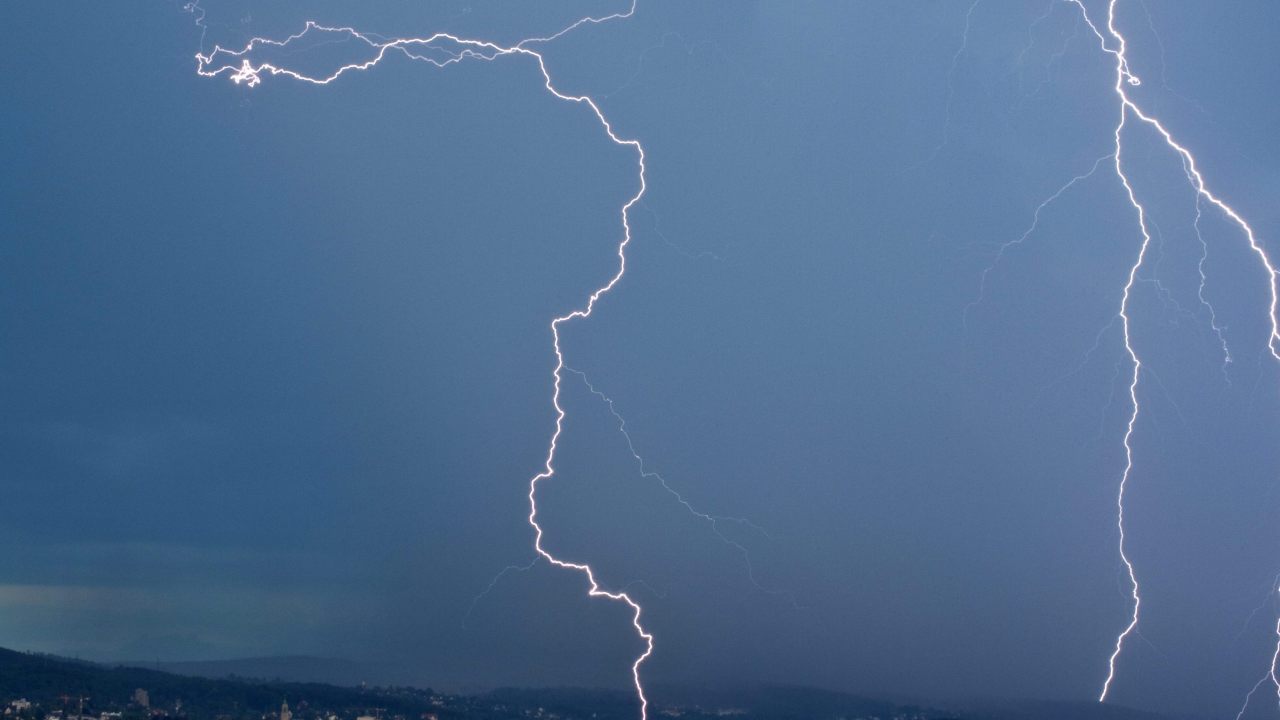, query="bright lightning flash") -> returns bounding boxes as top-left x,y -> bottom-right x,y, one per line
190,4 -> 660,717
1061,0 -> 1280,704
190,0 -> 1280,712
1235,605 -> 1280,720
